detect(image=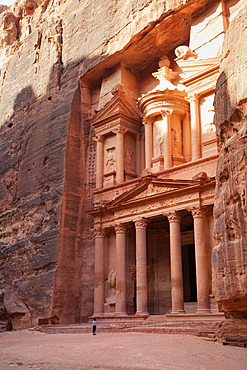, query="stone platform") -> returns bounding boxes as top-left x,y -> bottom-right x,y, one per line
37,314 -> 225,339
